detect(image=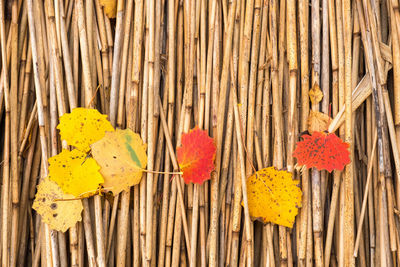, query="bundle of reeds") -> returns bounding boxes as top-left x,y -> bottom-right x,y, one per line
0,0 -> 400,266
